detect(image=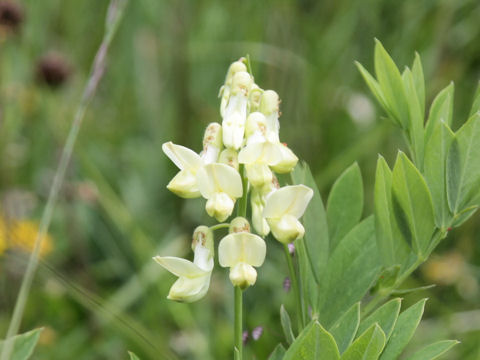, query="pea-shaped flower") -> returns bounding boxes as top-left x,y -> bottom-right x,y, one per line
197,163 -> 243,221
154,226 -> 214,302
238,141 -> 298,188
201,122 -> 223,164
263,185 -> 313,244
162,142 -> 204,198
218,232 -> 266,289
